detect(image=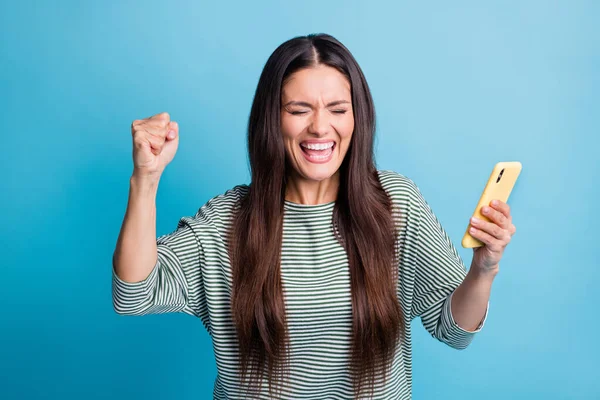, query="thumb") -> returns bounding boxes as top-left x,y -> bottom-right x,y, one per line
166,121 -> 179,140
